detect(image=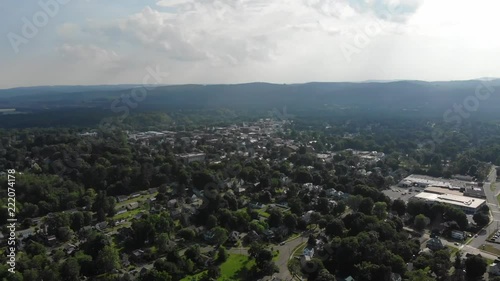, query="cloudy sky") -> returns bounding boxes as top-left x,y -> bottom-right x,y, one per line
1,0 -> 500,88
